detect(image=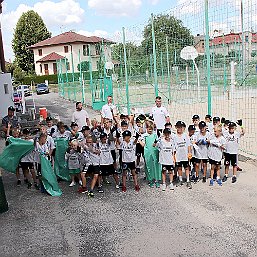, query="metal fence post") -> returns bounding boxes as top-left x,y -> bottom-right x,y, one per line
122,27 -> 130,115
205,0 -> 212,115
151,13 -> 158,96
78,49 -> 84,104
166,36 -> 171,102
